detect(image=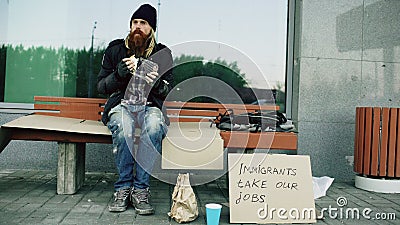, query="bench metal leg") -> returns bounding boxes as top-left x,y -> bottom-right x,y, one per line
57,142 -> 86,194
